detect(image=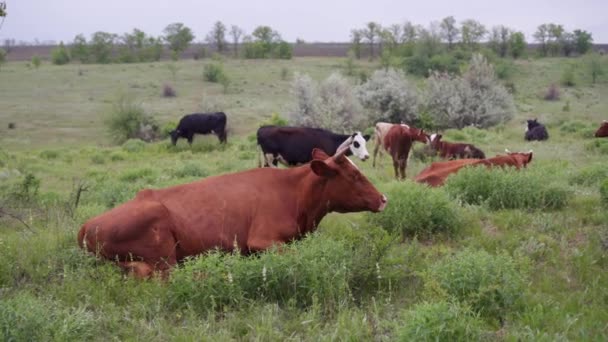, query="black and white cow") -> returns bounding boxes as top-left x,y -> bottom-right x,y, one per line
257,126 -> 371,167
525,118 -> 549,141
170,112 -> 227,145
